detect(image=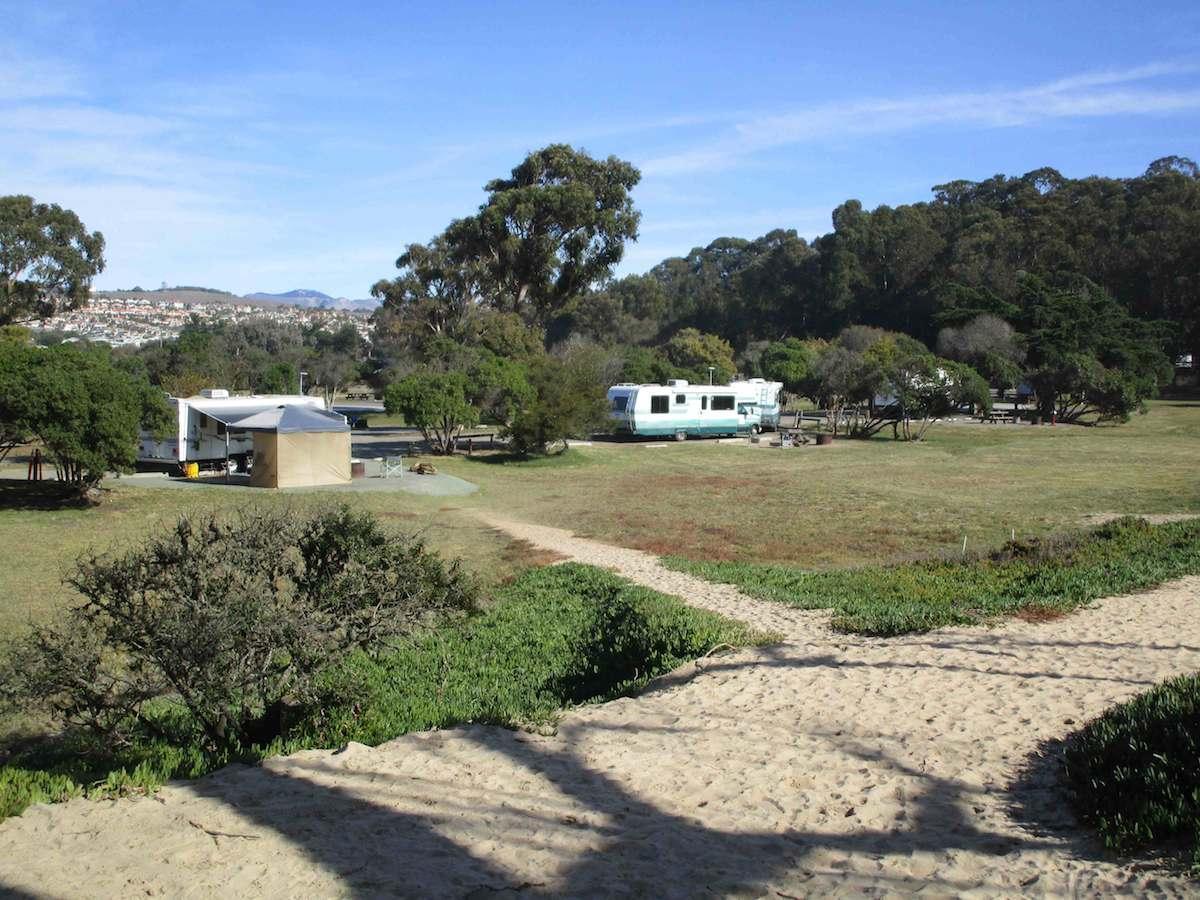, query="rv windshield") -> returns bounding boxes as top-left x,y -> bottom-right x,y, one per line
611,396 -> 628,412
